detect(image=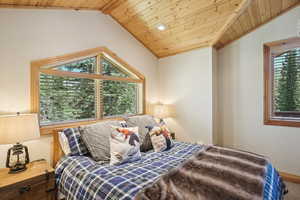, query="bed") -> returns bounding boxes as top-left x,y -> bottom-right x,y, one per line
54,140 -> 286,200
